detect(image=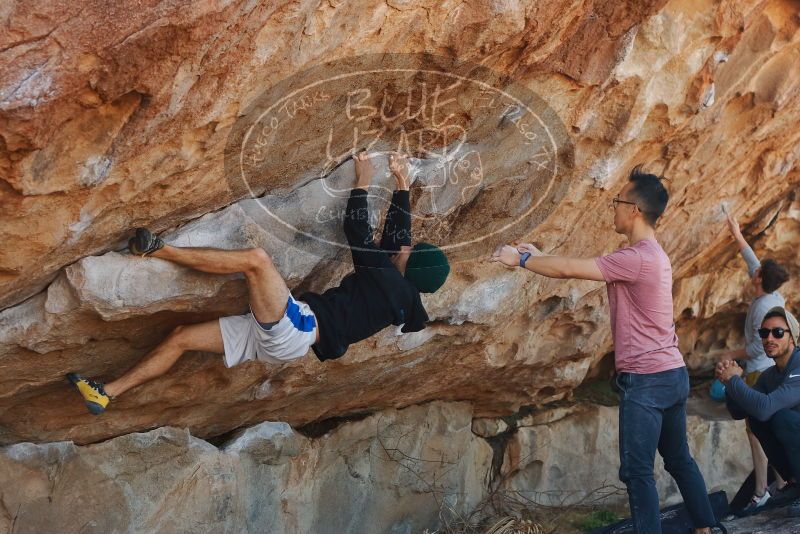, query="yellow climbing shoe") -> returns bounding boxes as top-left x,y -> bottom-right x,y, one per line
66,373 -> 110,415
